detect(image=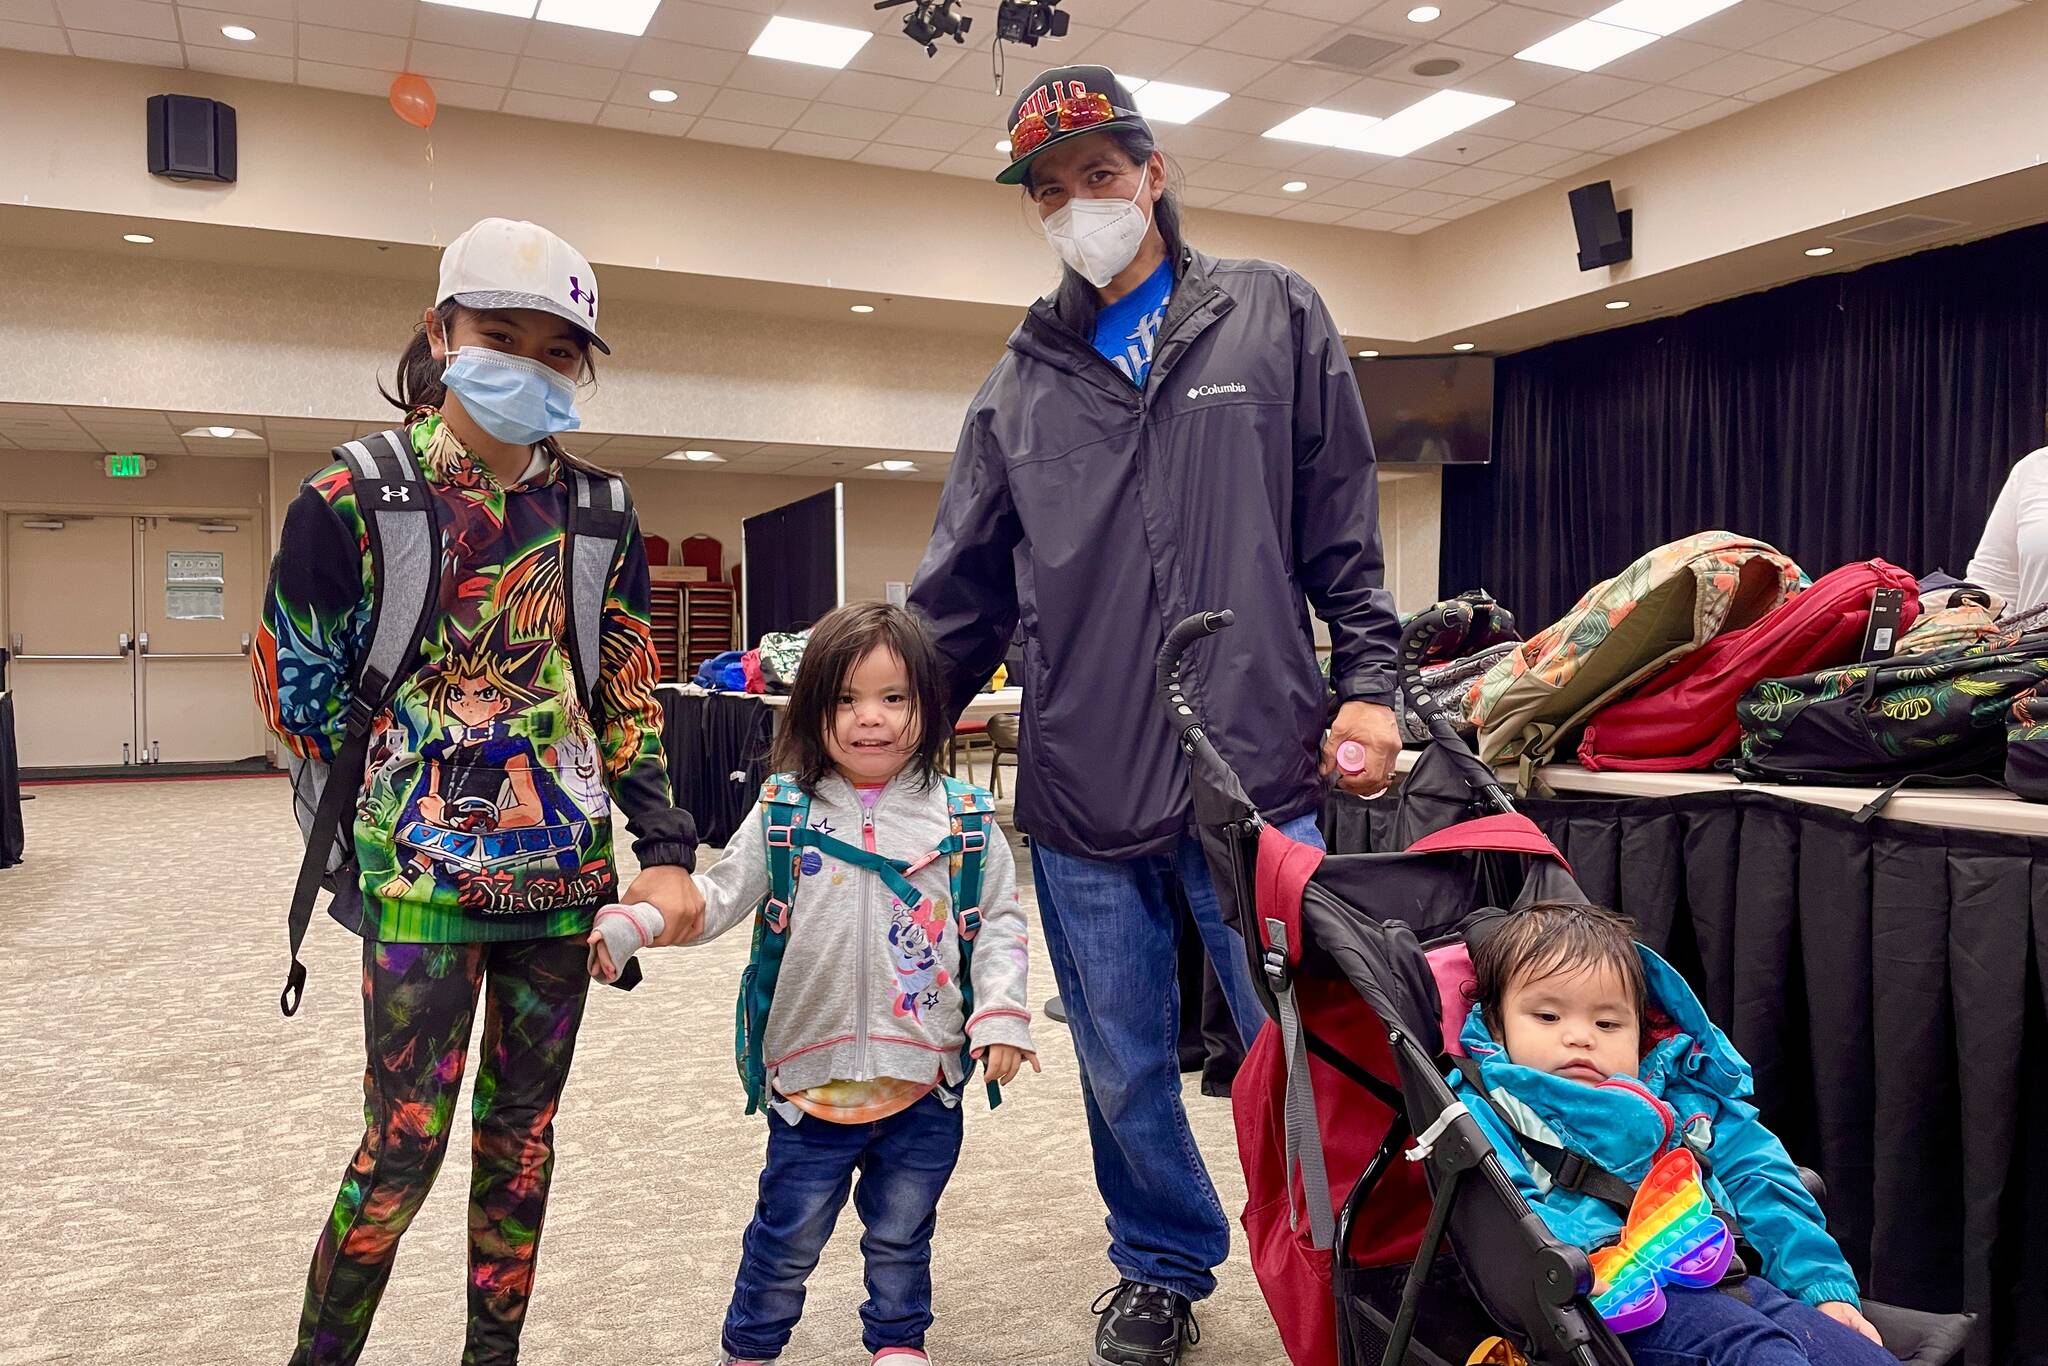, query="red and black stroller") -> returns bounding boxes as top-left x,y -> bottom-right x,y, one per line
1156,605 -> 1976,1366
